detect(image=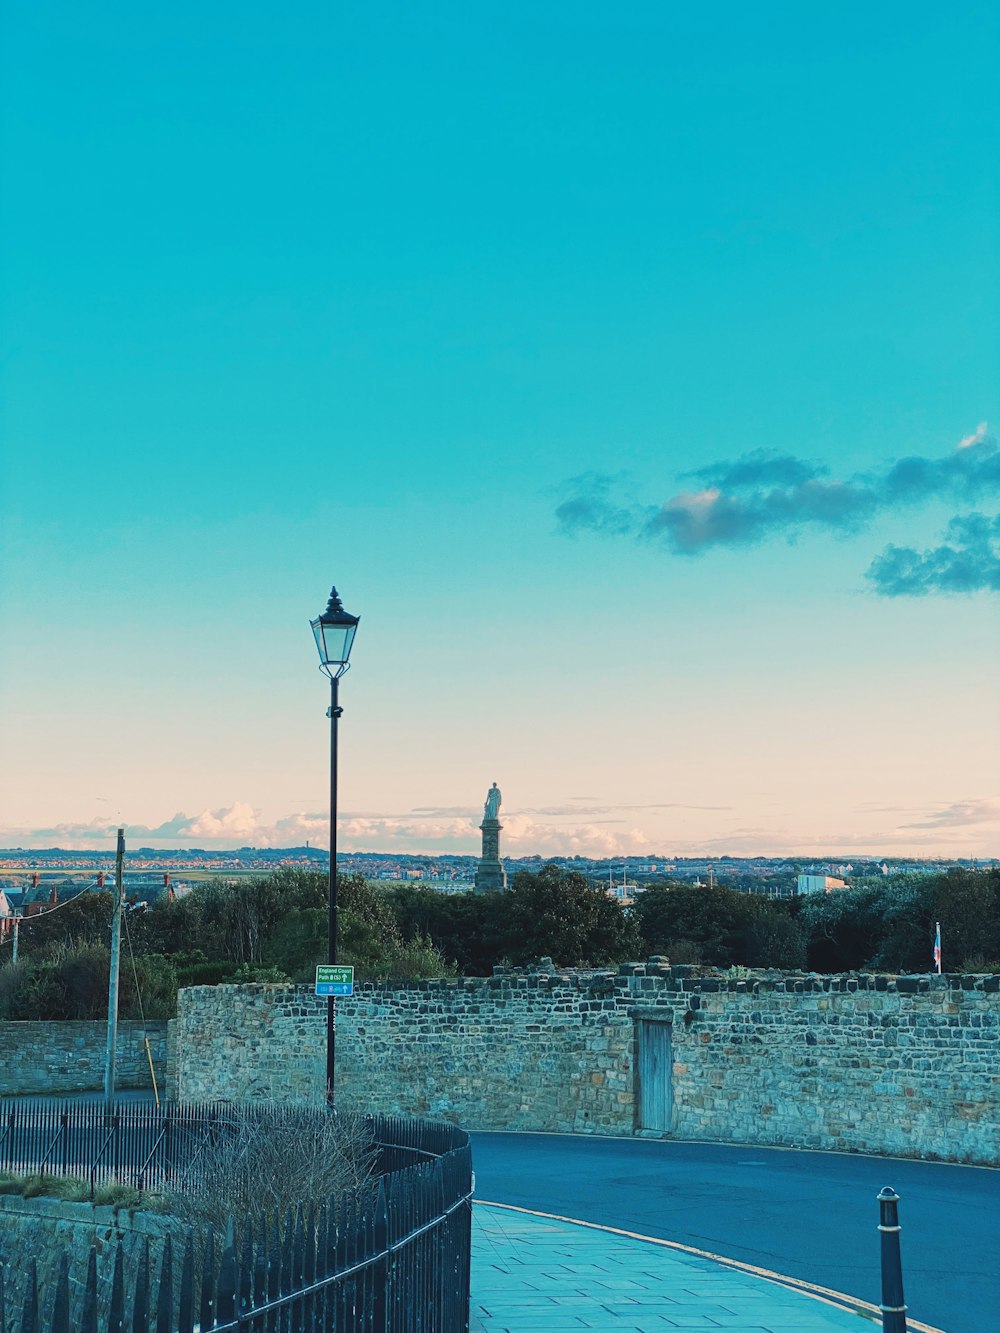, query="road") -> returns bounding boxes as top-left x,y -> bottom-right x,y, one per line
469,1132 -> 999,1333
